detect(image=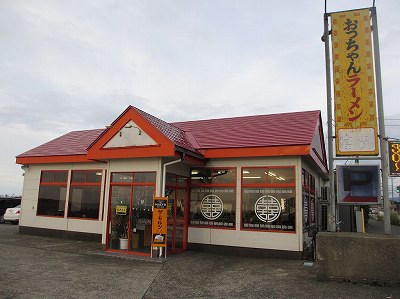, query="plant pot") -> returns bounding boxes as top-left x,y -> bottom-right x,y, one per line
119,238 -> 128,250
